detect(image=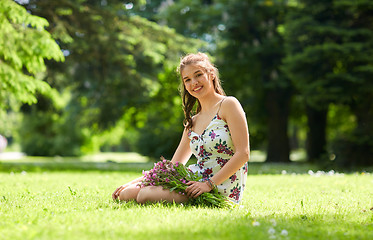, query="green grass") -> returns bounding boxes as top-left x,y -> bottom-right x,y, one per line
0,155 -> 372,239
0,152 -> 154,173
